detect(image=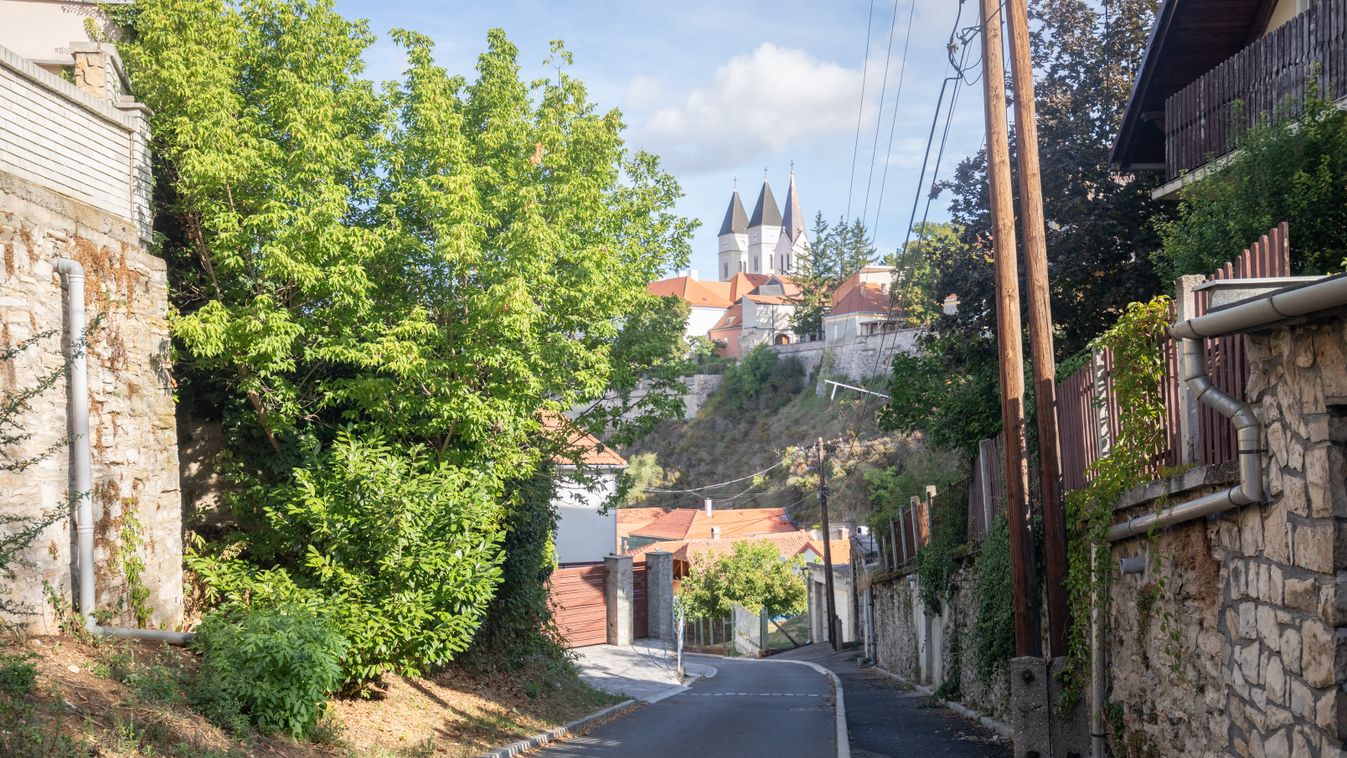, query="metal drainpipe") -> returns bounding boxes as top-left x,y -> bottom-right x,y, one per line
55,260 -> 192,646
1087,272 -> 1347,755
